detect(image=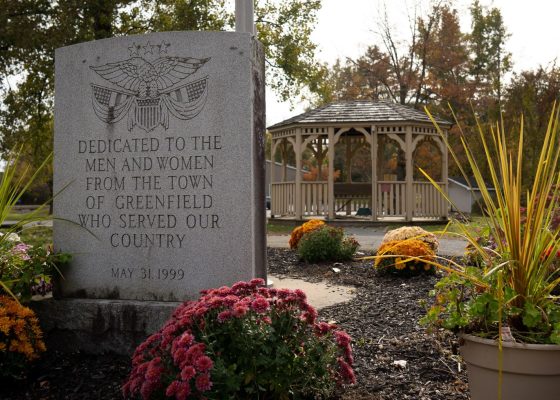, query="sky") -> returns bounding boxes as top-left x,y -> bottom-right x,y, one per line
265,0 -> 560,126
